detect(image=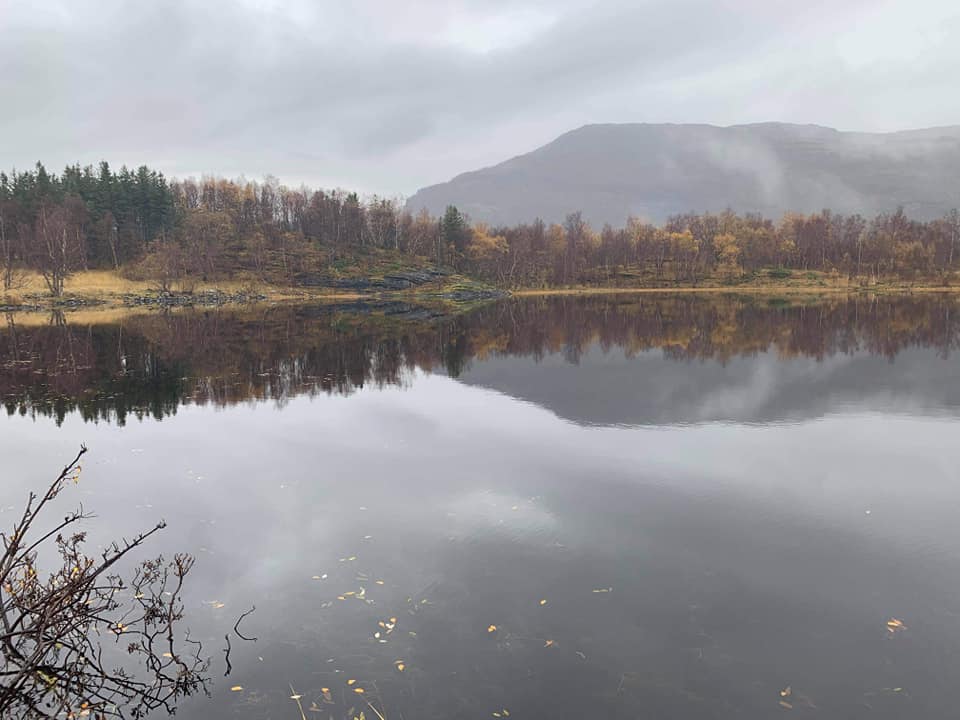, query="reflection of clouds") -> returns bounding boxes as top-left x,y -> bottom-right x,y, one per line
689,352 -> 853,422
445,490 -> 558,540
4,371 -> 960,718
461,345 -> 960,426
